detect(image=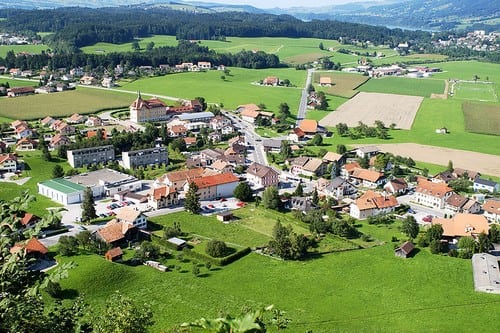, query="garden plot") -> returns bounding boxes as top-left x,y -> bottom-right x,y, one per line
319,92 -> 423,130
